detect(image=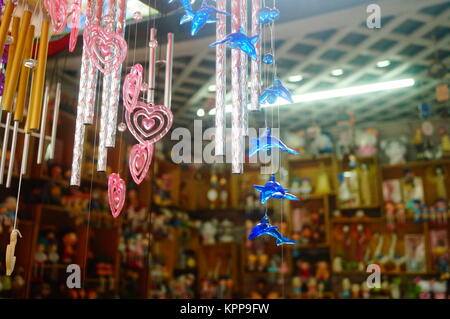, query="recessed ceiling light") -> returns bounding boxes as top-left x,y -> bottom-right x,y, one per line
331,69 -> 344,76
208,78 -> 415,115
208,85 -> 216,92
376,60 -> 391,68
288,74 -> 303,82
197,108 -> 205,117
